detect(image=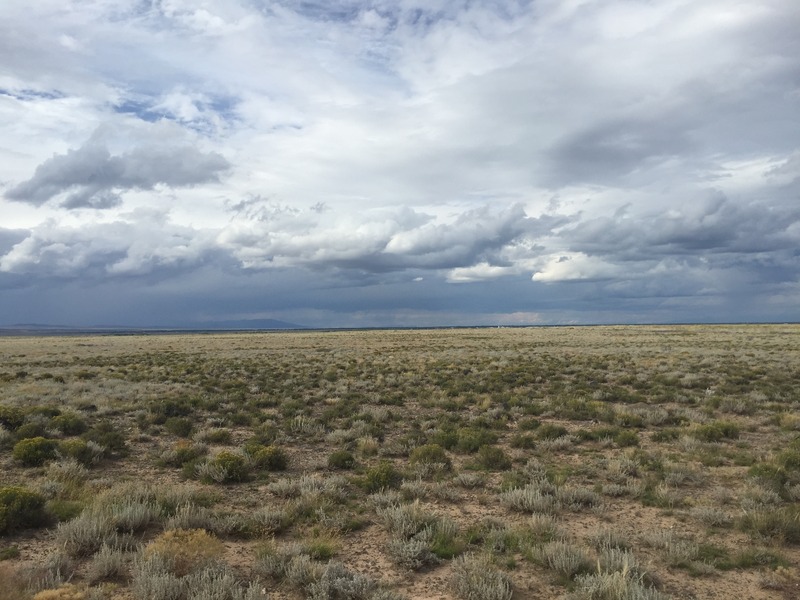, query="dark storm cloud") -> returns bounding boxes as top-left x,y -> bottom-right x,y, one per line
565,195 -> 800,259
6,139 -> 230,208
547,116 -> 695,186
